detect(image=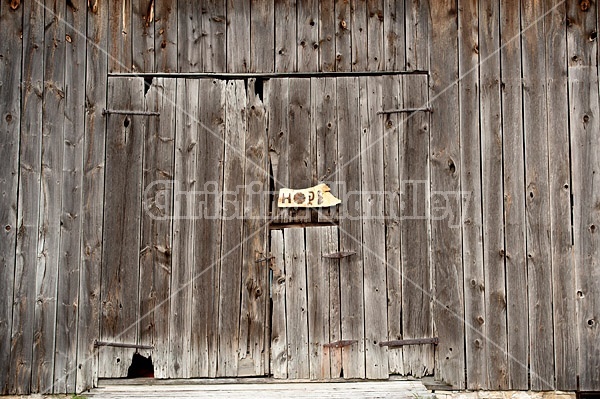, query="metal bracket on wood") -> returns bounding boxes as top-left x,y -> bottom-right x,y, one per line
102,109 -> 160,116
377,107 -> 432,115
379,337 -> 439,348
255,255 -> 274,264
322,251 -> 356,259
94,340 -> 154,350
323,339 -> 358,348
